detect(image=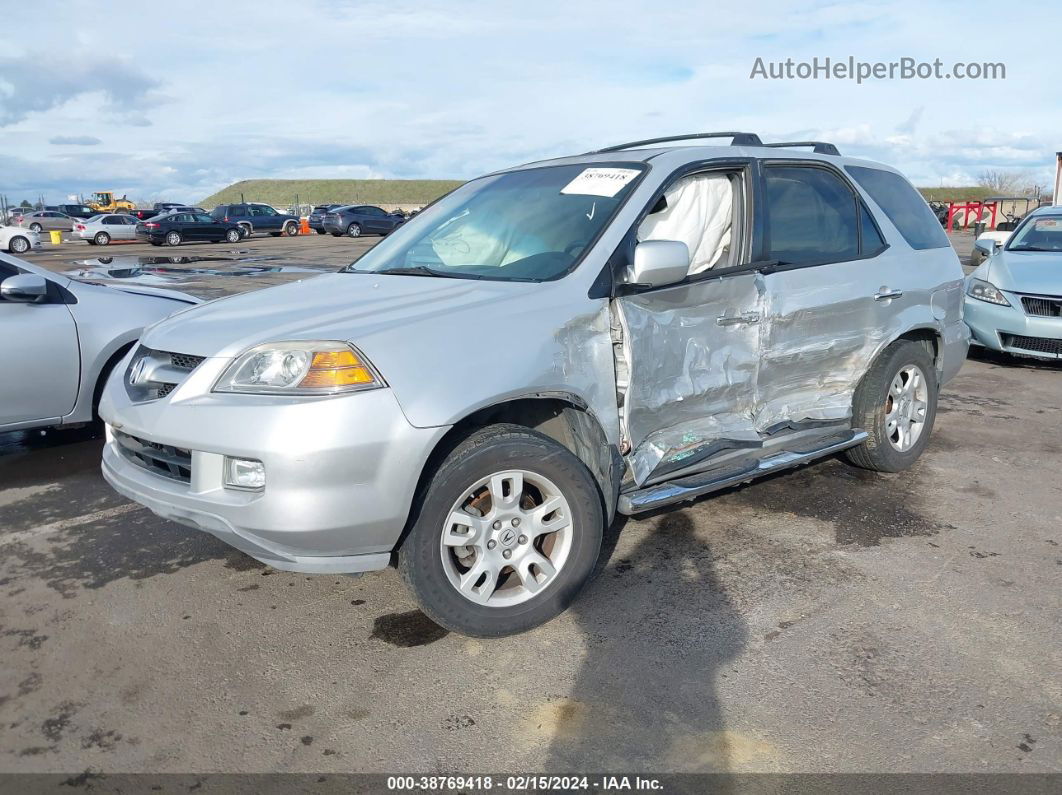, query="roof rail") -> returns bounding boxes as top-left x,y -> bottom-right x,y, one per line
763,141 -> 841,156
593,132 -> 763,153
